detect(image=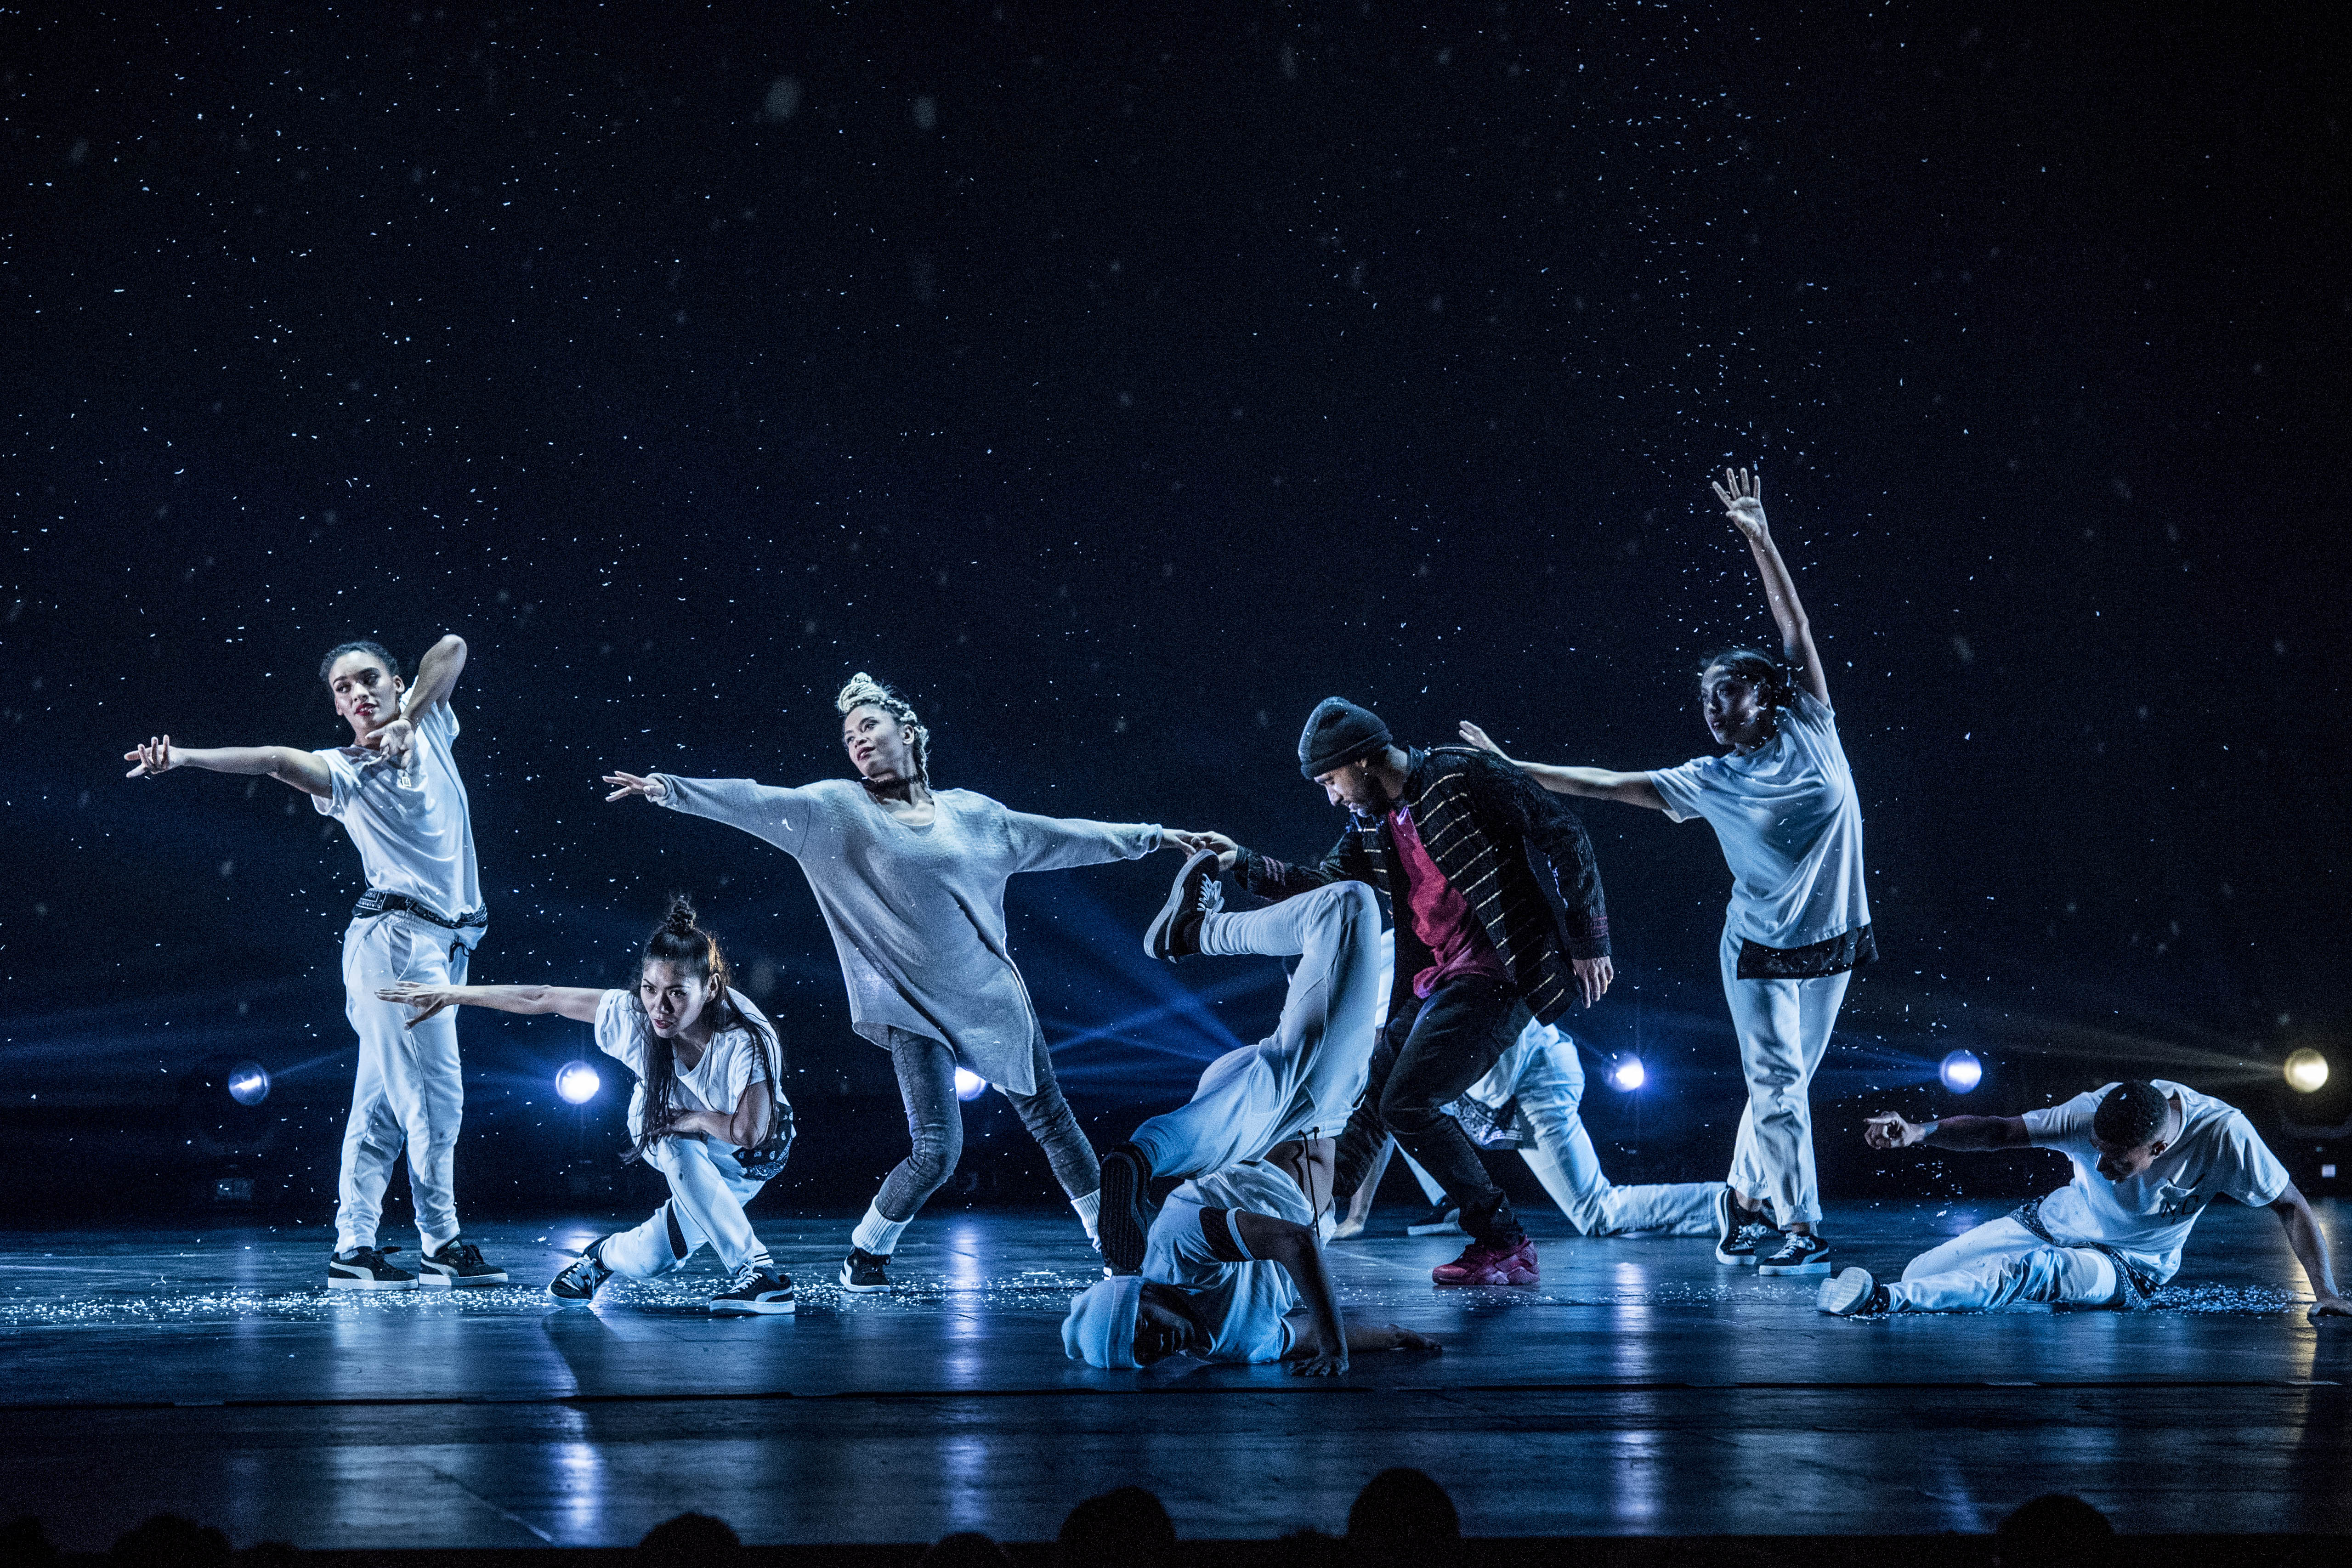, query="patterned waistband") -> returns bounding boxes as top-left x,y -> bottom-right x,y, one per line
353,889 -> 488,931
1735,923 -> 1877,980
2012,1195 -> 2157,1308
